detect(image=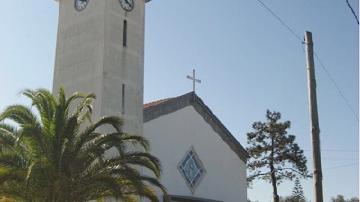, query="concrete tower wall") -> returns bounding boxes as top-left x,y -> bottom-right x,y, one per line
53,0 -> 145,135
